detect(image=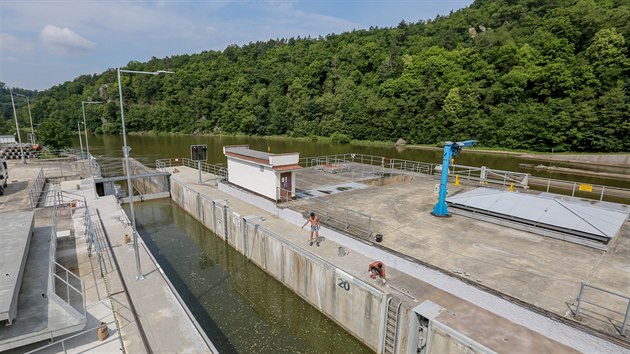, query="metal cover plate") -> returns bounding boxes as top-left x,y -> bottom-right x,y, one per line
447,188 -> 629,239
